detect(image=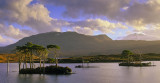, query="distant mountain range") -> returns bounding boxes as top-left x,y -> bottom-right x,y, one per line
1,32 -> 160,57
119,33 -> 160,41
